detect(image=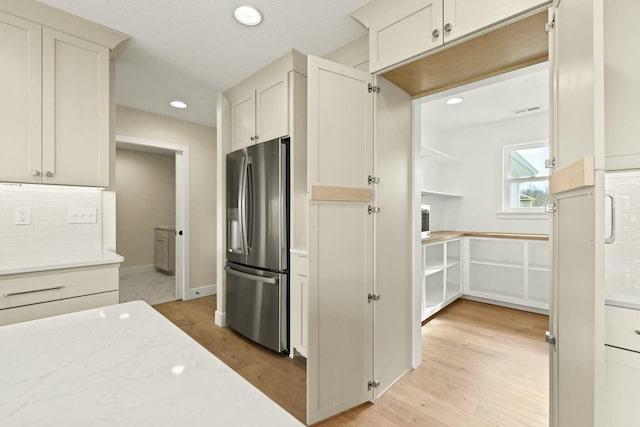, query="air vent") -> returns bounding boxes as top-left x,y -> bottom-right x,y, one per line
513,105 -> 542,115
